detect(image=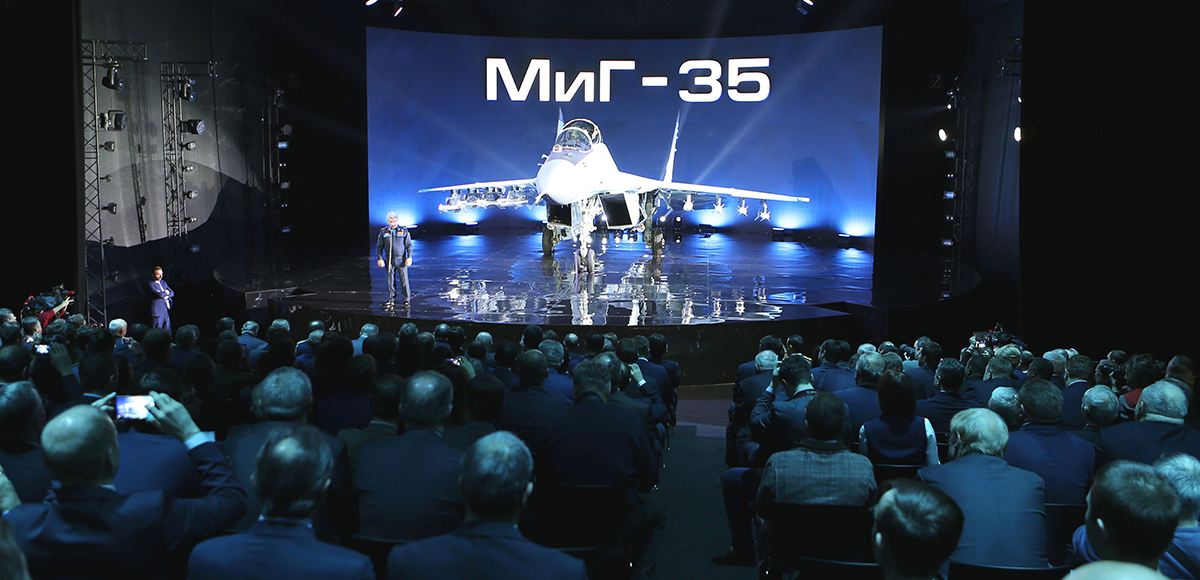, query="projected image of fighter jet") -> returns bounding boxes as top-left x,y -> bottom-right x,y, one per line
424,113 -> 809,272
